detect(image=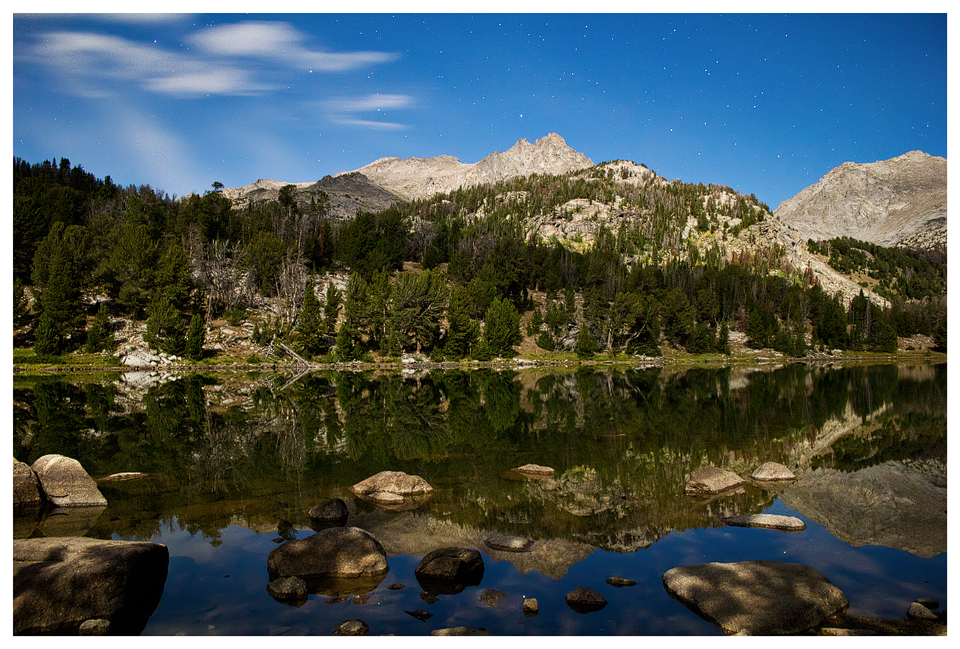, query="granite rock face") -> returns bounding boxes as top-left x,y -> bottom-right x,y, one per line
339,133 -> 594,201
774,150 -> 947,249
662,560 -> 849,635
30,454 -> 107,507
13,458 -> 43,509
